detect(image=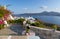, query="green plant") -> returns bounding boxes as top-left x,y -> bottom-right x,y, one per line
39,24 -> 46,28
31,21 -> 40,26
0,24 -> 4,30
14,18 -> 25,24
57,27 -> 60,31
30,21 -> 46,28
51,24 -> 57,30
7,20 -> 15,24
26,26 -> 30,33
26,20 -> 31,24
